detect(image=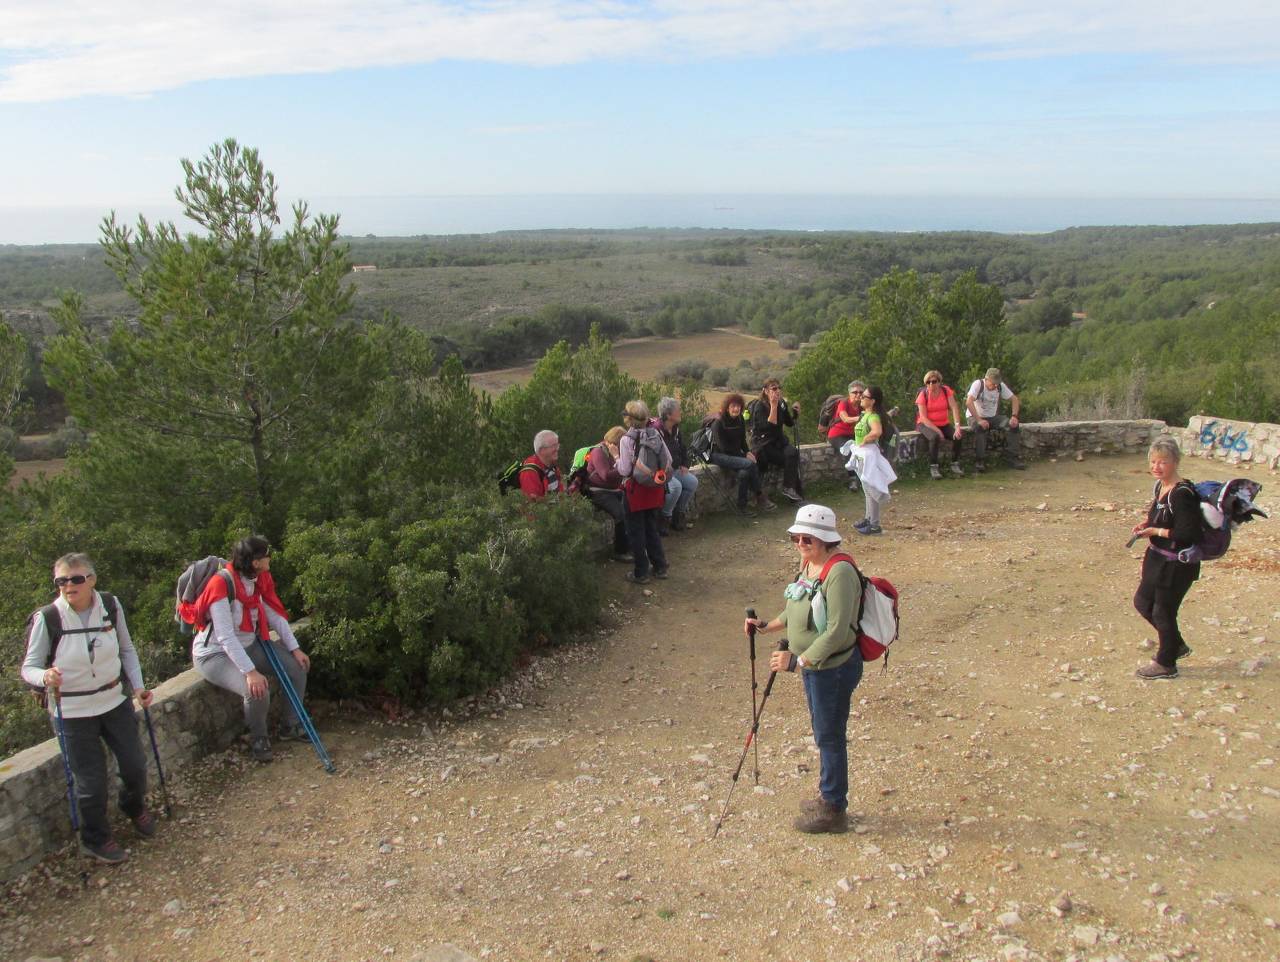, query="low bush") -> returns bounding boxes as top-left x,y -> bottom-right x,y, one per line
285,487 -> 599,706
658,358 -> 710,382
705,367 -> 730,388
